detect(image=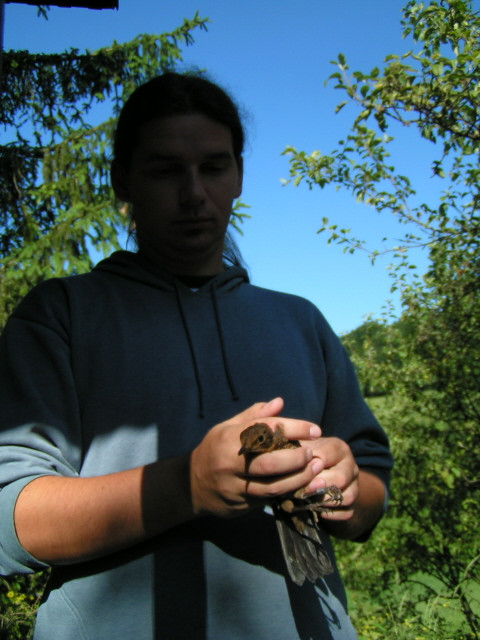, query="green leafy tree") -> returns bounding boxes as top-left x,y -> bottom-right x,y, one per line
0,13 -> 212,329
285,1 -> 479,636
